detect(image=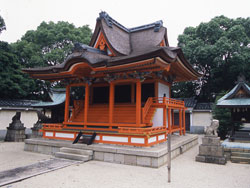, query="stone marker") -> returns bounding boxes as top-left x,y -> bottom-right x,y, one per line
5,112 -> 26,142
